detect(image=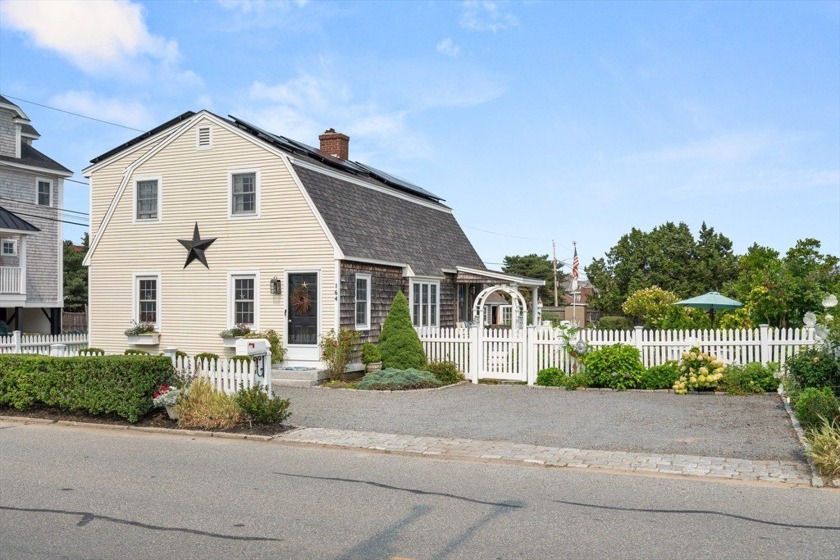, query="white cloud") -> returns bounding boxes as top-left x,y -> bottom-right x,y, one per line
460,1 -> 518,32
0,0 -> 181,75
218,0 -> 308,13
50,91 -> 157,131
436,38 -> 461,57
